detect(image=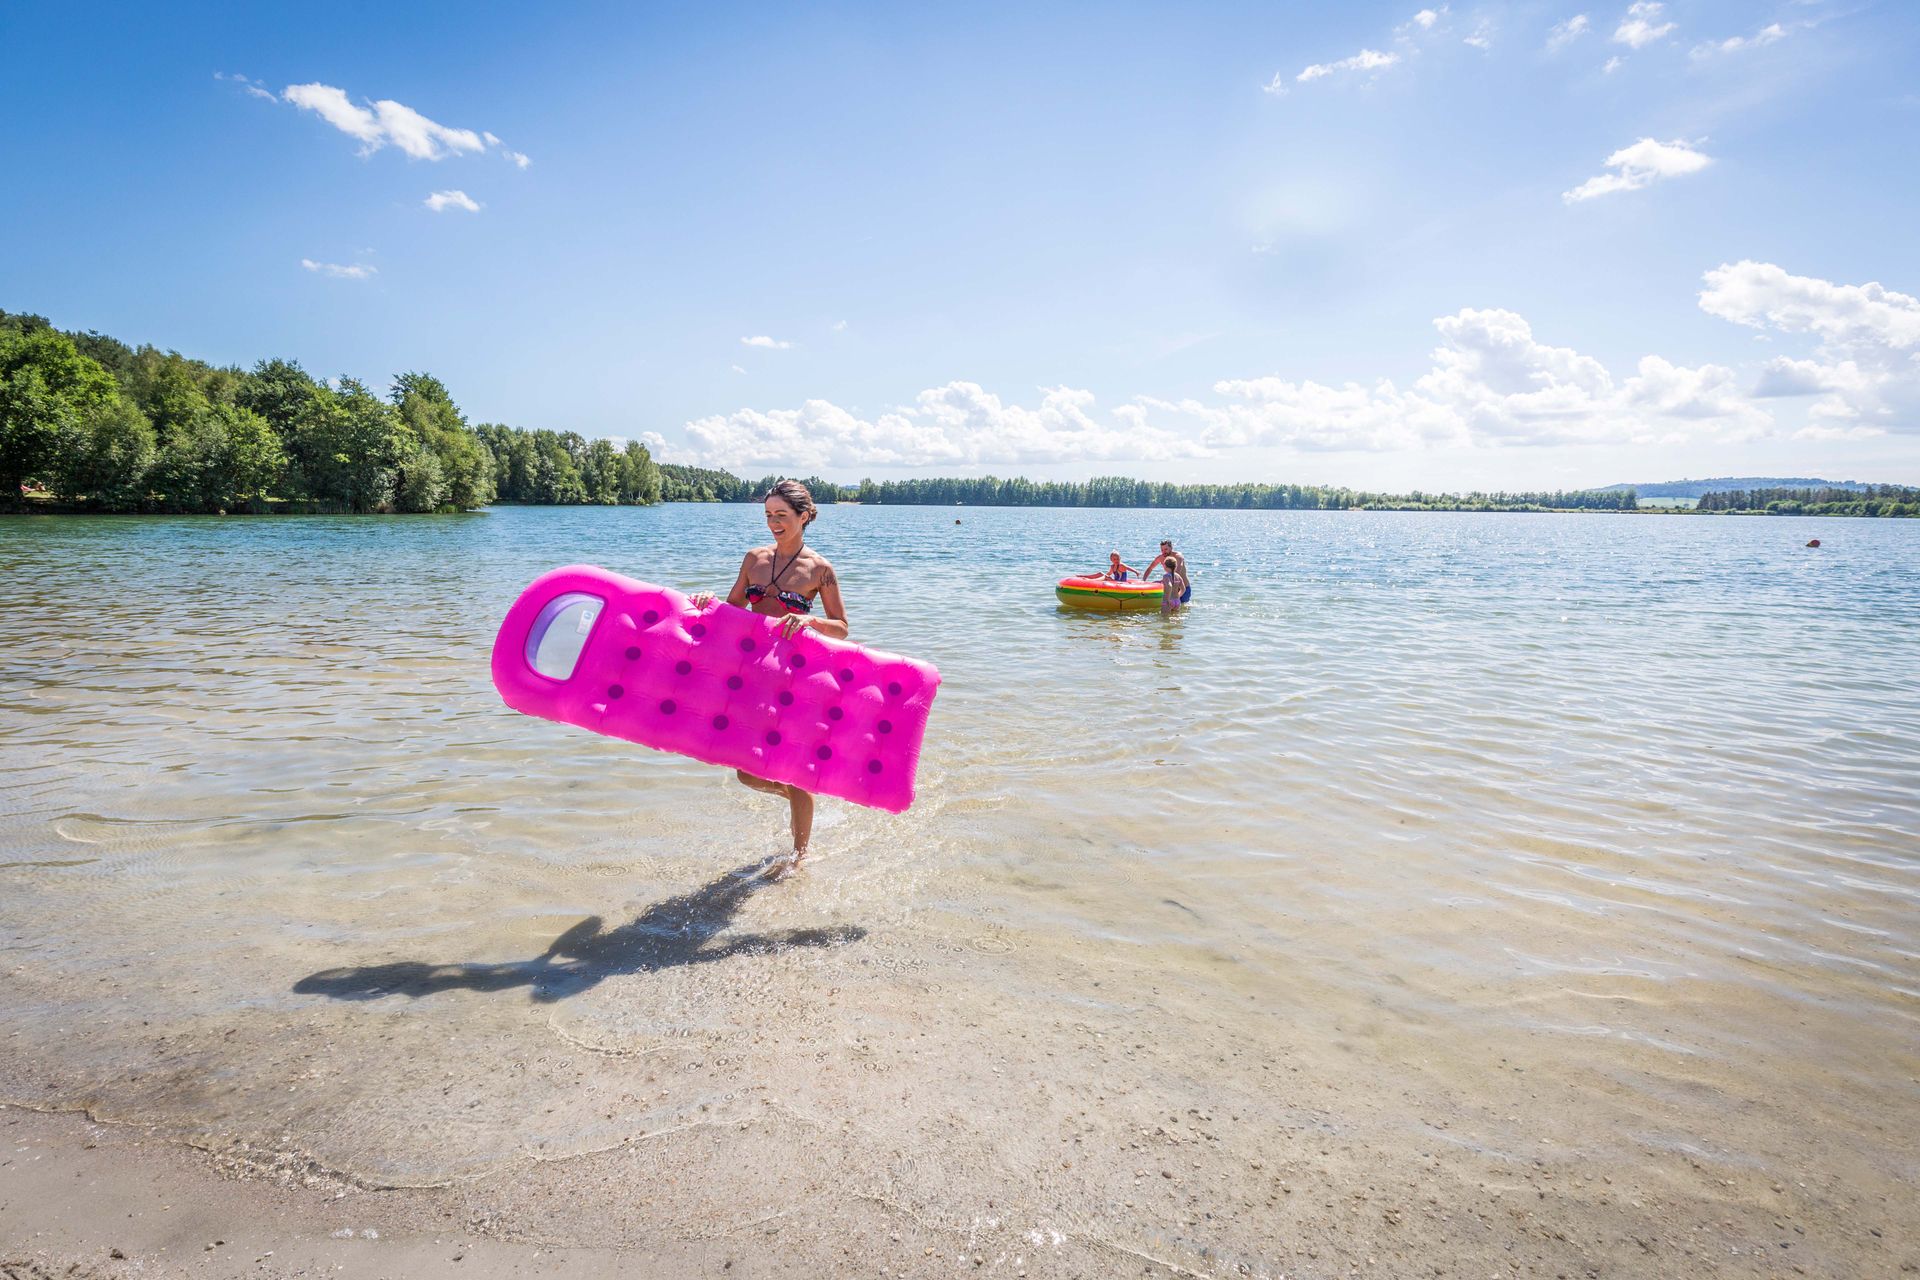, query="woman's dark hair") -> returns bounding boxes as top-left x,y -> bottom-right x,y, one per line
764,478 -> 818,527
